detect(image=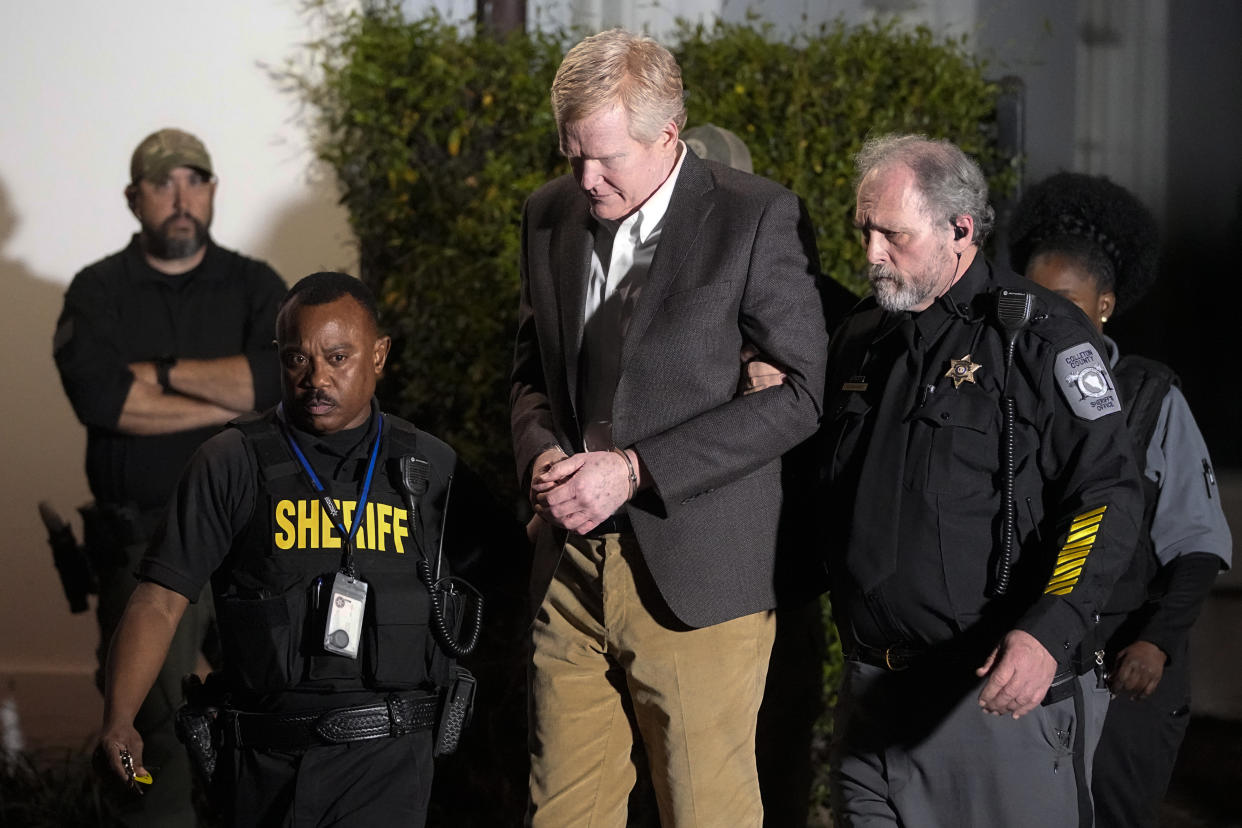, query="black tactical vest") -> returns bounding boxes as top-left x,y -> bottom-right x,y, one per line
1097,354 -> 1179,651
212,410 -> 459,700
